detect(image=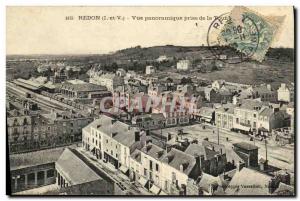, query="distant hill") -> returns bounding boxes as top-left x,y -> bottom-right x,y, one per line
7,45 -> 294,63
